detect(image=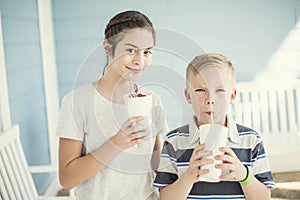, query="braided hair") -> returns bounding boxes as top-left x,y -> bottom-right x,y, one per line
102,10 -> 155,74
